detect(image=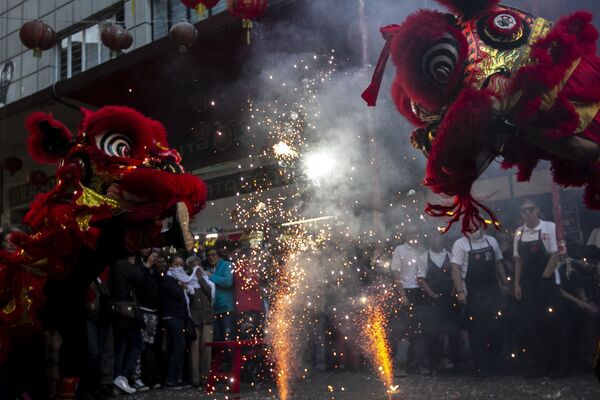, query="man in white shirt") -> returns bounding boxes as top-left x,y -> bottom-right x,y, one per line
513,199 -> 568,379
417,230 -> 460,371
450,229 -> 507,376
390,225 -> 427,375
